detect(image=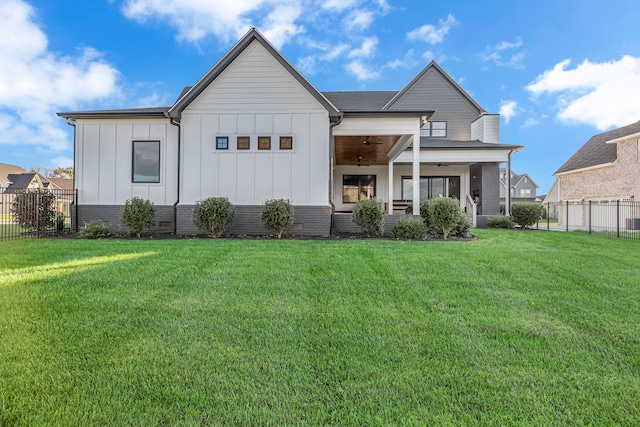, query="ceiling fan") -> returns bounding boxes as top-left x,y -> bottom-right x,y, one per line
363,136 -> 383,146
356,156 -> 370,167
